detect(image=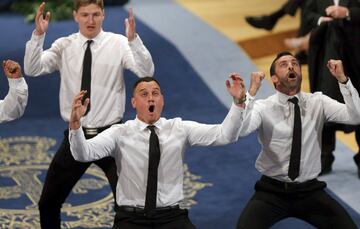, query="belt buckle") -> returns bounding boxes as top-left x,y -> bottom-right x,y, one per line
84,127 -> 98,136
